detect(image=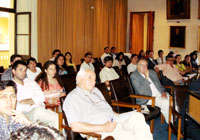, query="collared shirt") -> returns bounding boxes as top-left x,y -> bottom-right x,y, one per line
101,53 -> 111,64
80,61 -> 95,71
0,115 -> 22,140
15,78 -> 45,113
127,63 -> 137,74
157,57 -> 166,64
1,68 -> 12,81
27,67 -> 41,81
63,87 -> 115,126
155,64 -> 182,82
99,67 -> 119,83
